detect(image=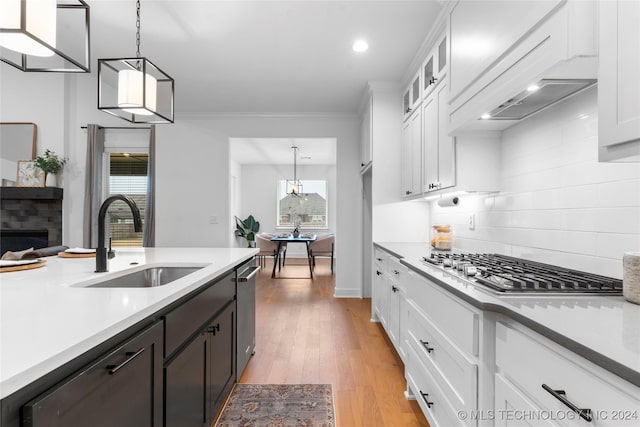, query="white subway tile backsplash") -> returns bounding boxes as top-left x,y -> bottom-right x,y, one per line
597,180 -> 640,207
430,88 -> 640,279
593,208 -> 640,234
596,233 -> 640,260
